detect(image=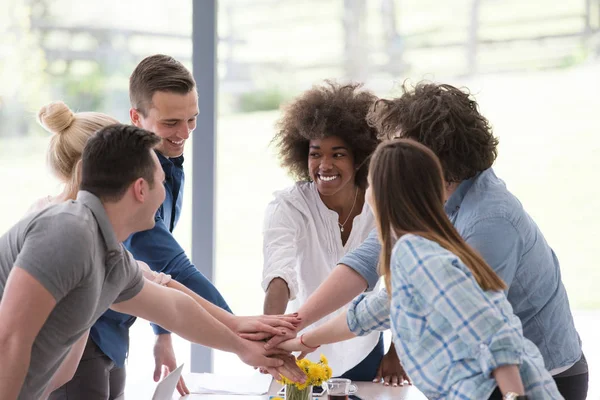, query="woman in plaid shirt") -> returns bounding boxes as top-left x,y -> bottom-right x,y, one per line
280,140 -> 562,400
